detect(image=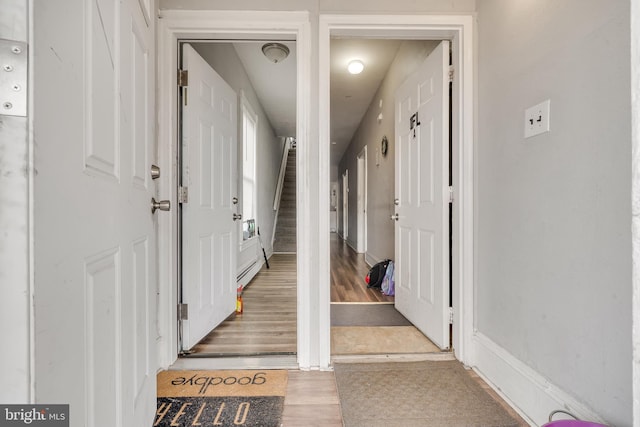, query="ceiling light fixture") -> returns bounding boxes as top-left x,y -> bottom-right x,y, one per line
348,60 -> 364,75
261,42 -> 290,63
